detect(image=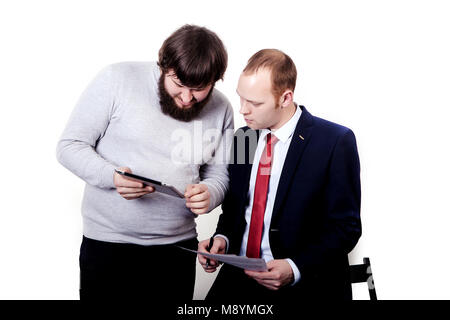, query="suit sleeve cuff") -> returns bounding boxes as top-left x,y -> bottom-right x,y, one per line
285,258 -> 301,286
